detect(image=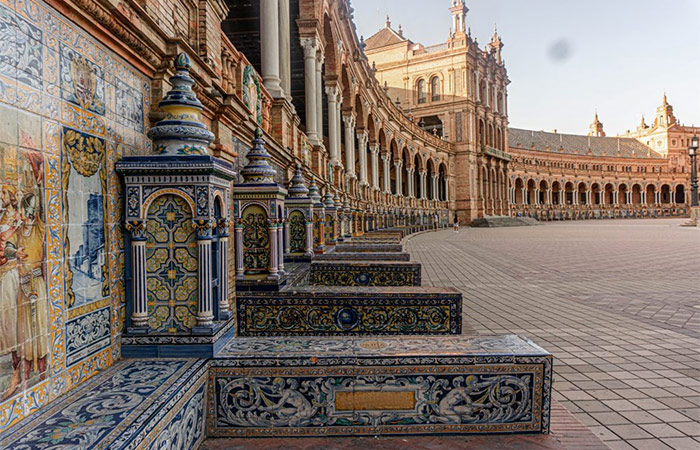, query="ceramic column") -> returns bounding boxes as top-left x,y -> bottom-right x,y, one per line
343,115 -> 356,178
128,221 -> 148,330
260,0 -> 283,98
278,219 -> 285,275
305,218 -> 313,257
196,223 -> 214,328
283,219 -> 290,254
268,221 -> 279,278
301,38 -> 319,144
234,222 -> 244,276
218,220 -> 231,319
326,86 -> 340,165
